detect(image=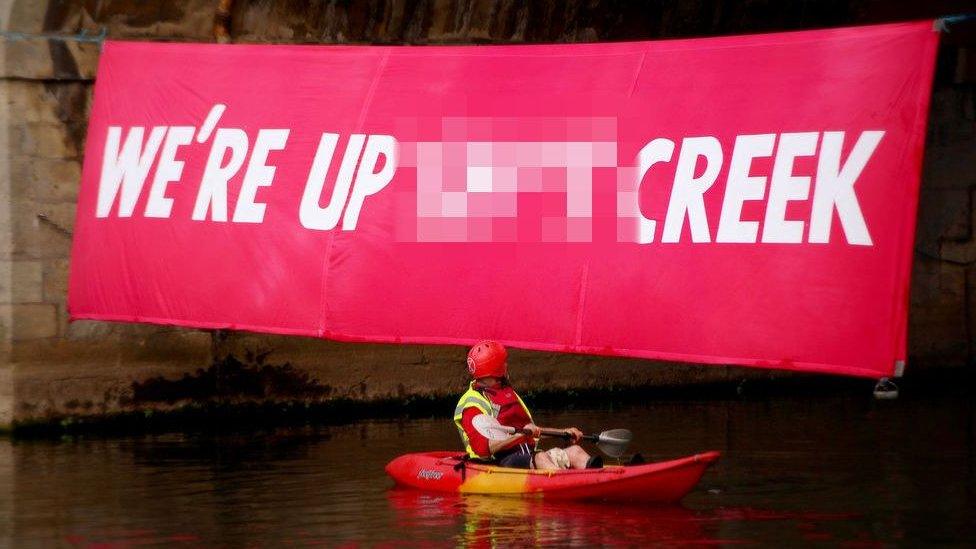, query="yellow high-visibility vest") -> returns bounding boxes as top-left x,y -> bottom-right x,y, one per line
453,381 -> 534,459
